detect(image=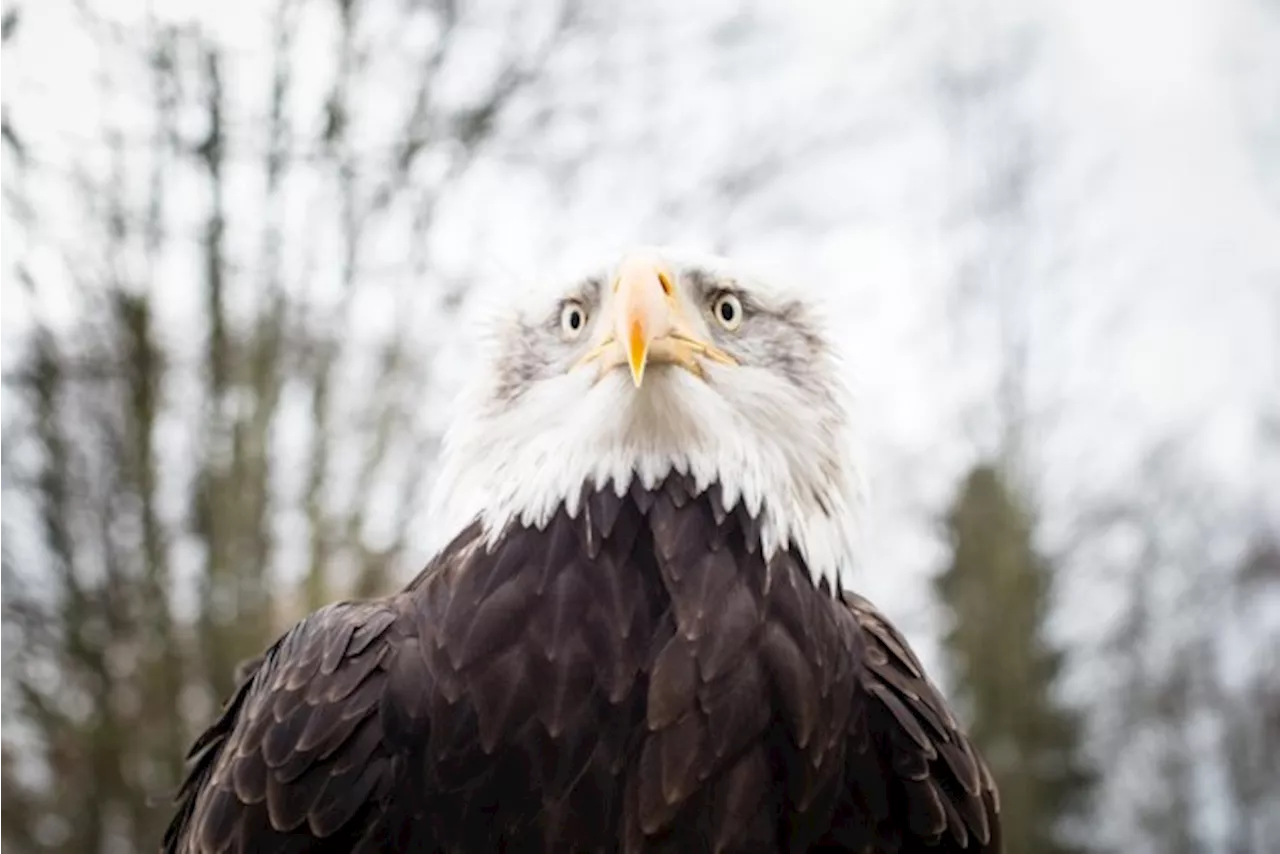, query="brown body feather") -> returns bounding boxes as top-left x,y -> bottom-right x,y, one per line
162,475 -> 1000,853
